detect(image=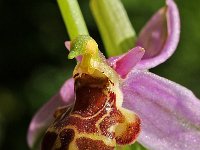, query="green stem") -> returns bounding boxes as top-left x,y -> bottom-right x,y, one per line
90,0 -> 136,56
57,0 -> 89,40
